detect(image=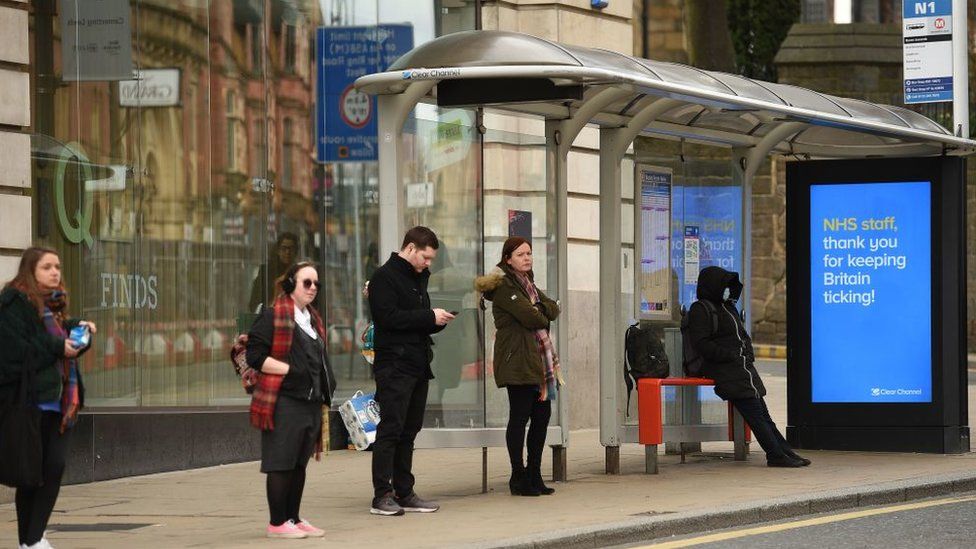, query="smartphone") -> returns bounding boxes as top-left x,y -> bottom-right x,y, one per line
449,310 -> 459,315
